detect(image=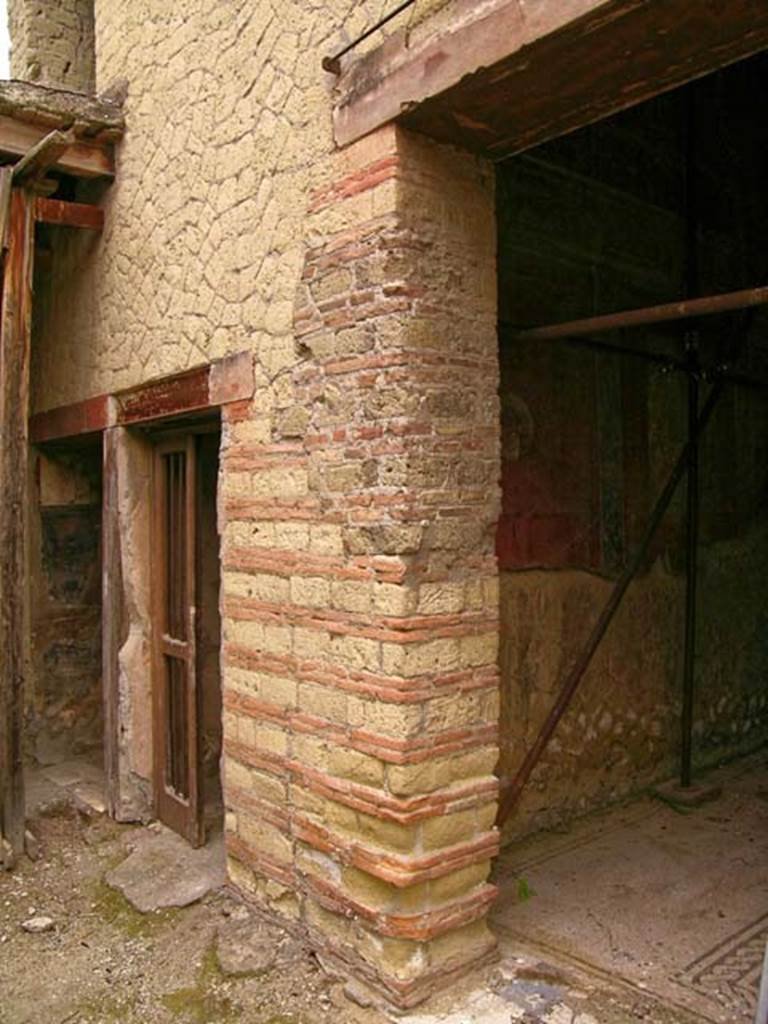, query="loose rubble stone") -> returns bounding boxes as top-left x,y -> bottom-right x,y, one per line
216,918 -> 280,976
1,837 -> 16,871
24,829 -> 40,861
21,915 -> 55,933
